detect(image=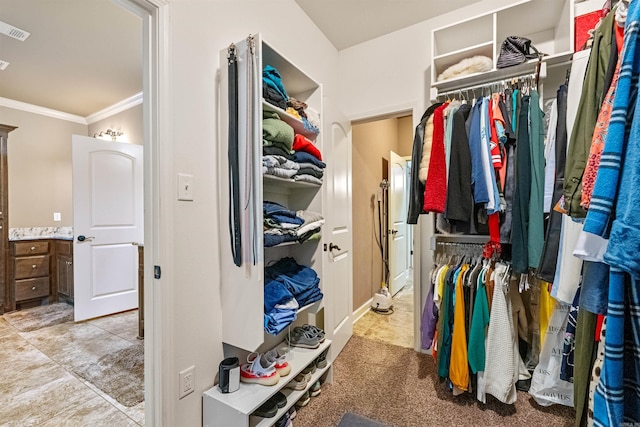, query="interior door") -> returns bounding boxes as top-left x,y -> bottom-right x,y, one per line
388,151 -> 408,295
324,99 -> 353,358
72,135 -> 143,321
